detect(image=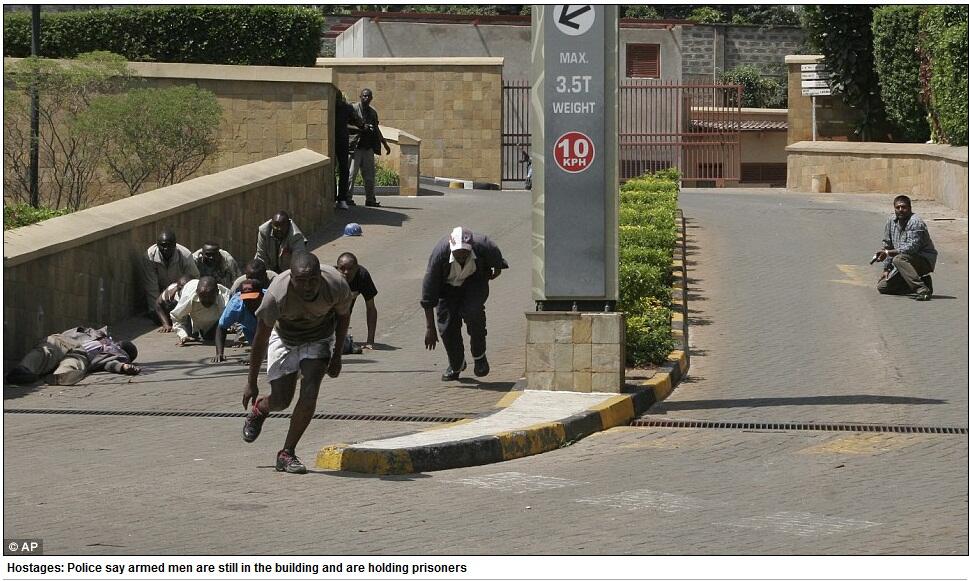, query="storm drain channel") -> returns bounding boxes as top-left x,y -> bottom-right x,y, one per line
631,418 -> 967,435
3,408 -> 468,423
